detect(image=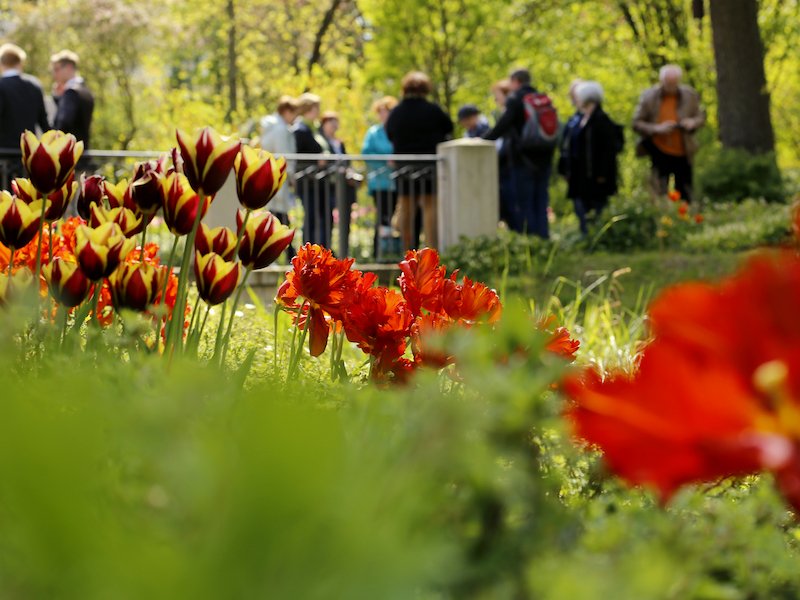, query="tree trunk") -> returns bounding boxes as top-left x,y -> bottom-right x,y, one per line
709,0 -> 775,154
